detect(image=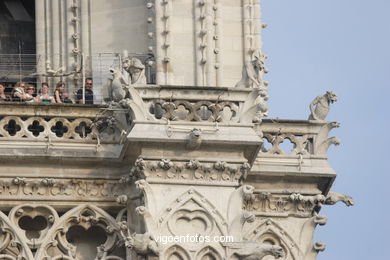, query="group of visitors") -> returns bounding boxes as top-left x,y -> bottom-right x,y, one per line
0,78 -> 94,104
